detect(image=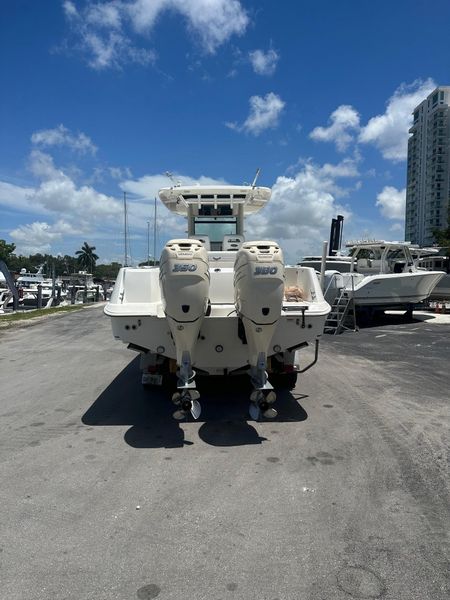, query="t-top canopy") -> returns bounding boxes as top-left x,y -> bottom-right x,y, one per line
345,240 -> 412,250
158,185 -> 271,217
